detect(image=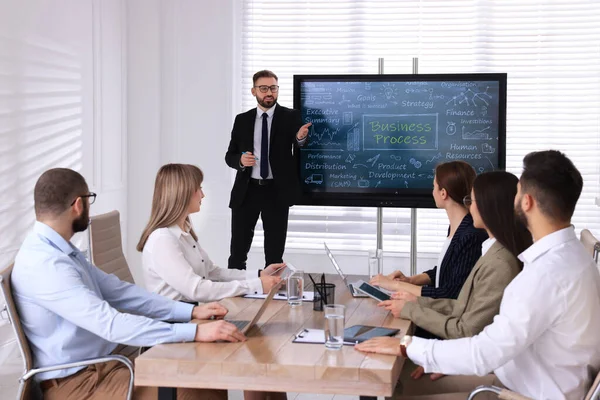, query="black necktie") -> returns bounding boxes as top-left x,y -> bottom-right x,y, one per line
261,113 -> 269,179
